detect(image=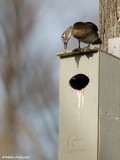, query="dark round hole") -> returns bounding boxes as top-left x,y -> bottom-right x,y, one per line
69,74 -> 89,90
